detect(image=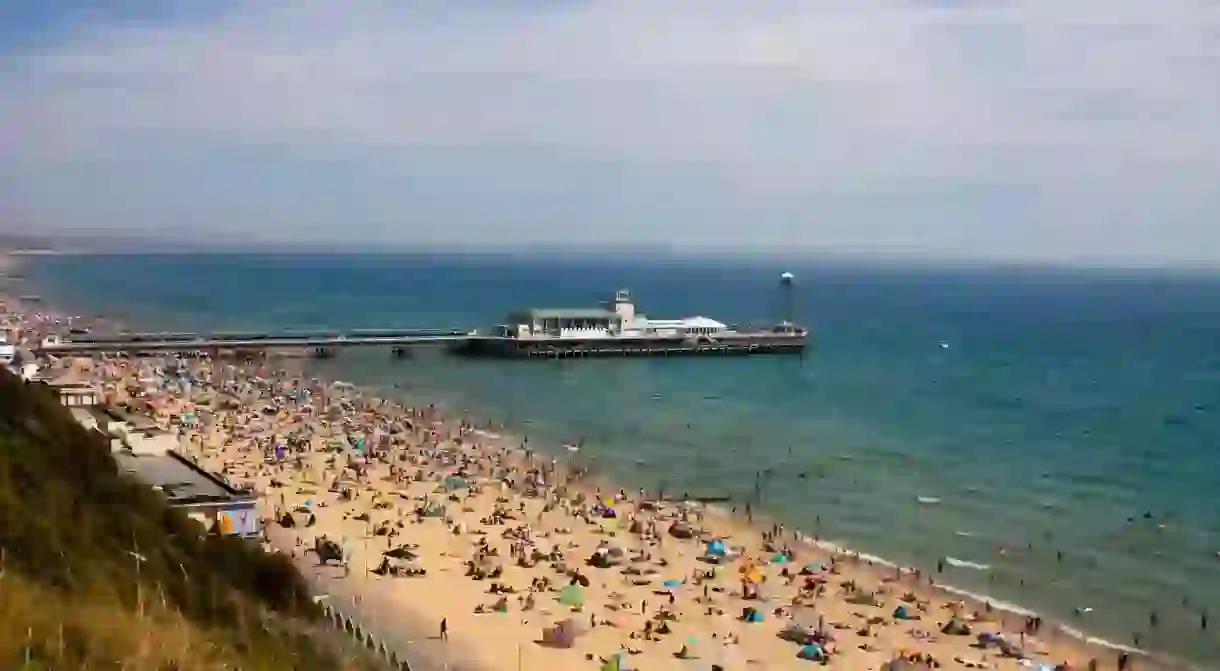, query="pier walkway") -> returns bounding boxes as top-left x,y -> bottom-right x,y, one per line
35,328 -> 470,356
